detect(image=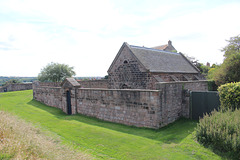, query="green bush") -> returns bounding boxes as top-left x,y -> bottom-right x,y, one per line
195,109 -> 240,159
207,80 -> 218,91
218,82 -> 240,110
